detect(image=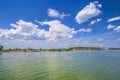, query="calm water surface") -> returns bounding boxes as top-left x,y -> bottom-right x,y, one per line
0,50 -> 120,80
